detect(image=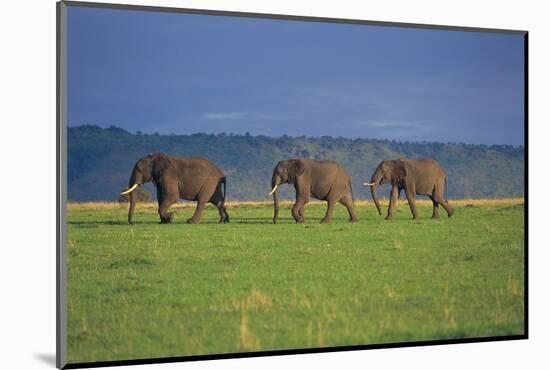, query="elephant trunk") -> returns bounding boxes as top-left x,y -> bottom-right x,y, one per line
126,171 -> 142,225
271,174 -> 281,224
370,172 -> 382,216
128,188 -> 137,225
